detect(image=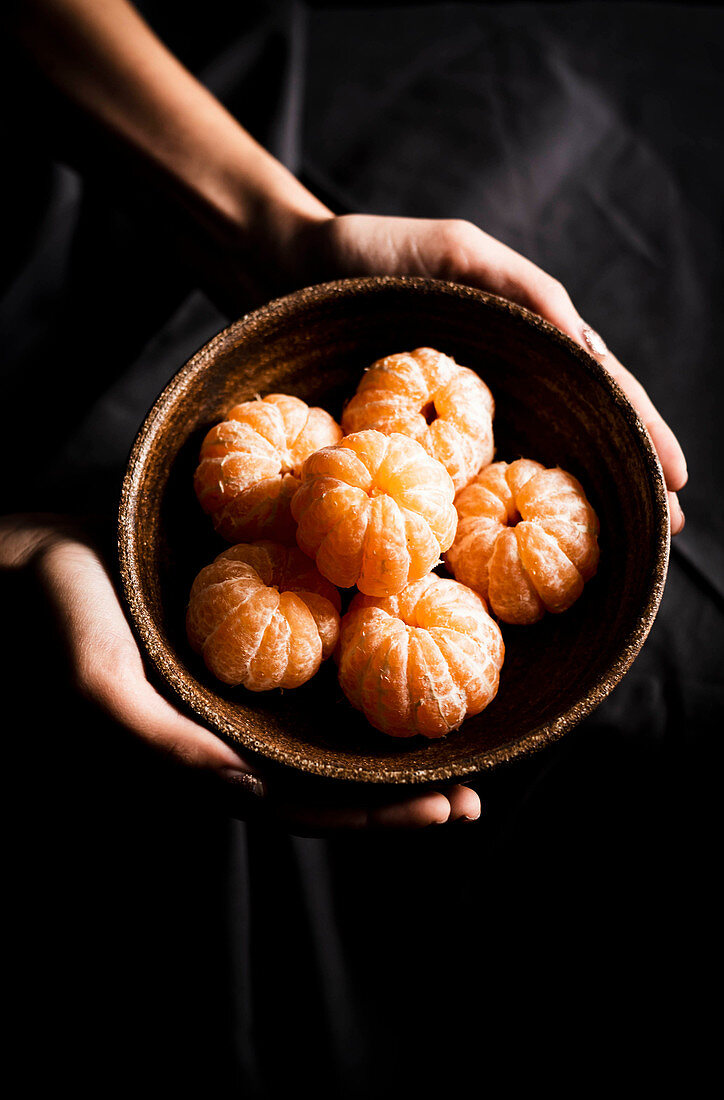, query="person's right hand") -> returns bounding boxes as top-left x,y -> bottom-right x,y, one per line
2,516 -> 481,832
